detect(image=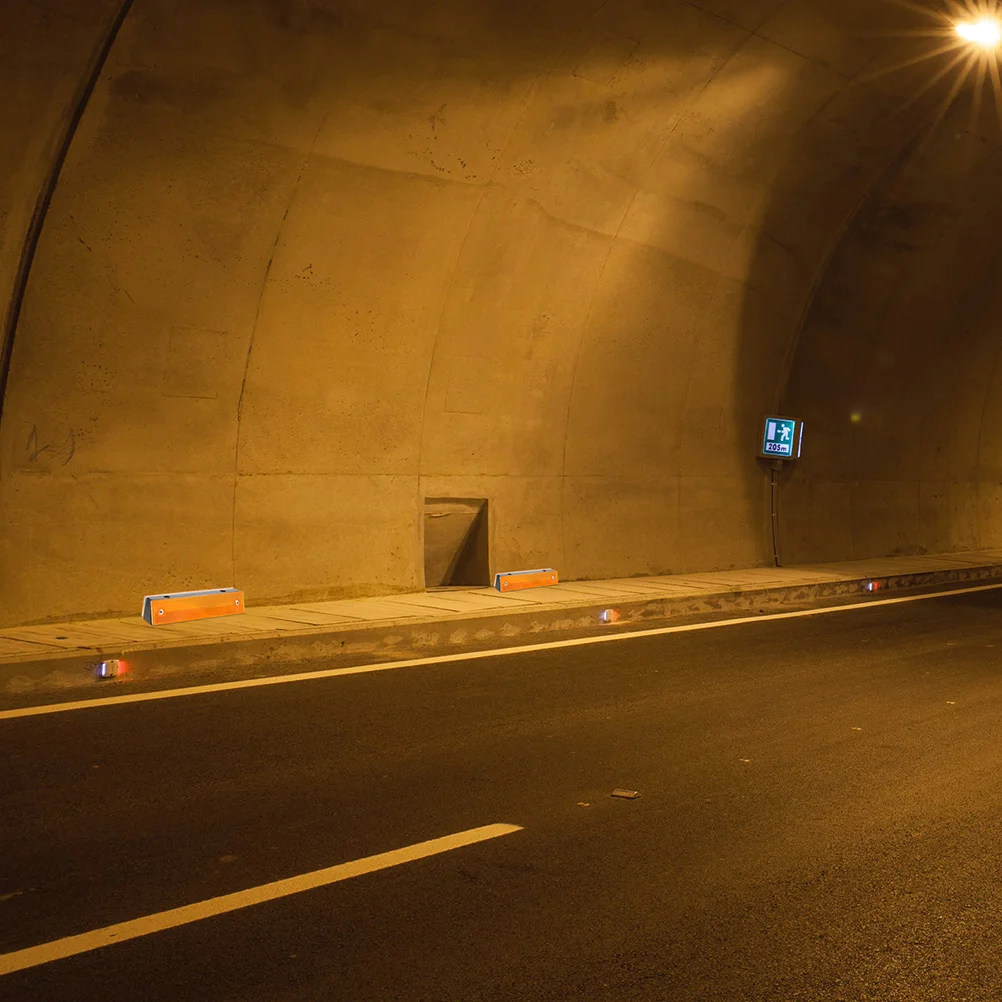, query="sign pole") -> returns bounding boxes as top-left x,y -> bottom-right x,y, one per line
757,415 -> 804,569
